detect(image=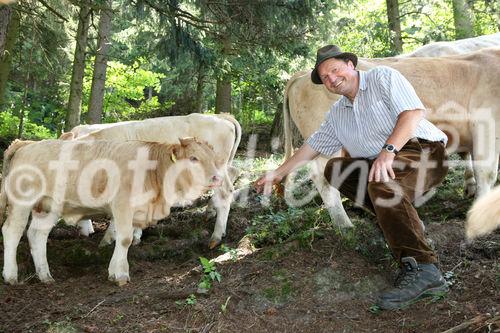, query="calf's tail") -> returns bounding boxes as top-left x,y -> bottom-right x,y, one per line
0,140 -> 34,225
466,185 -> 500,240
